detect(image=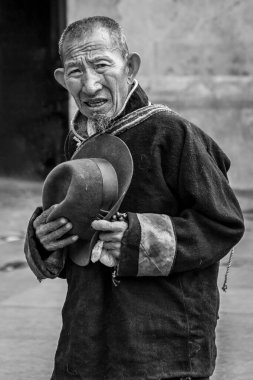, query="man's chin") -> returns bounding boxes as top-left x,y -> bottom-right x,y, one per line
80,109 -> 111,119
88,113 -> 112,134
